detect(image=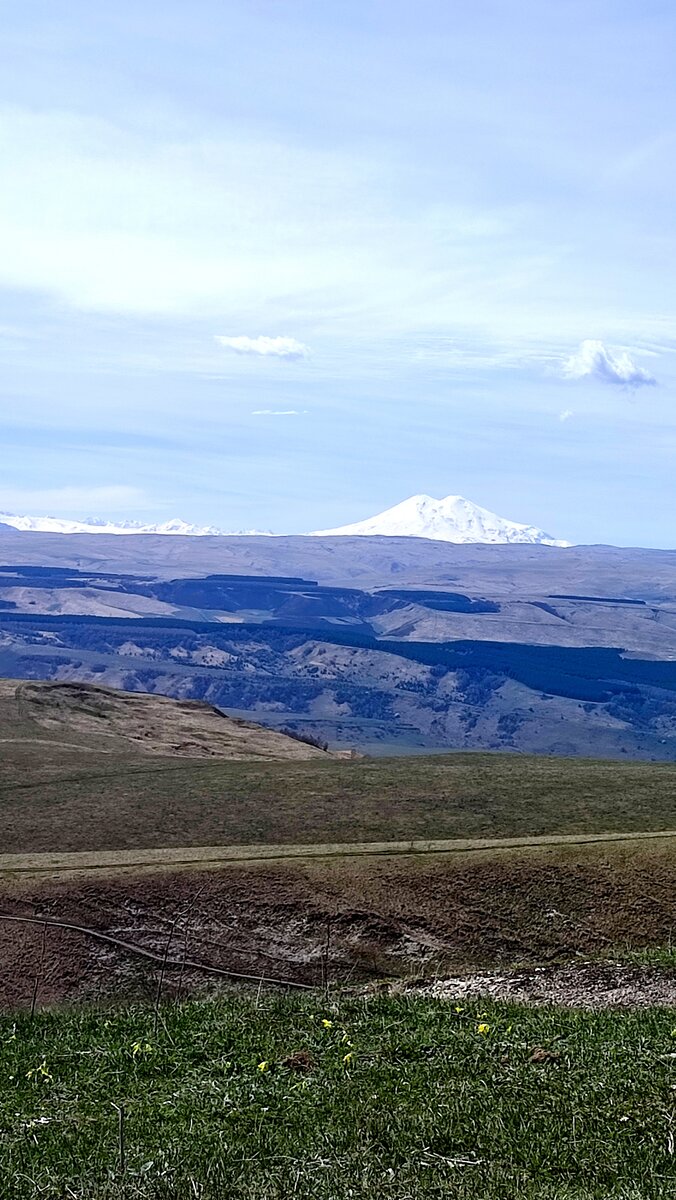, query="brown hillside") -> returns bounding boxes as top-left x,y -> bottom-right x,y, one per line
0,678 -> 331,761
